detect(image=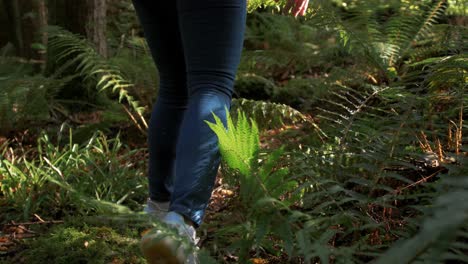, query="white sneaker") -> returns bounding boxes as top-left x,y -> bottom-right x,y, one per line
141,211 -> 199,264
143,198 -> 170,219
